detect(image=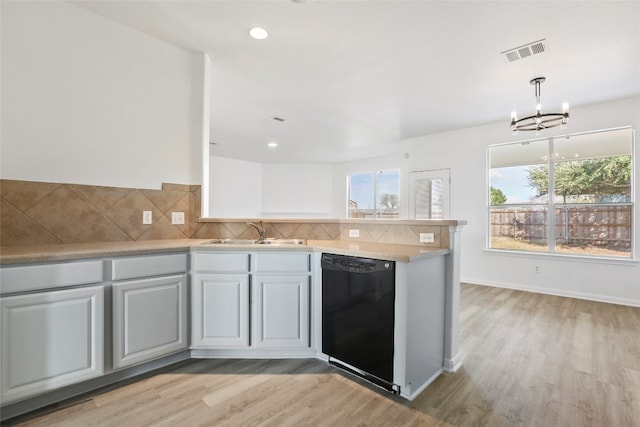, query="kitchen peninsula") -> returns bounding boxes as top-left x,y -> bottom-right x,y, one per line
0,221 -> 464,420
